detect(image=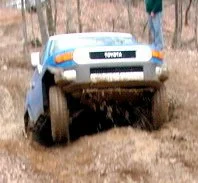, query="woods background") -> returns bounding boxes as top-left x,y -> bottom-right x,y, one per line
0,0 -> 197,60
